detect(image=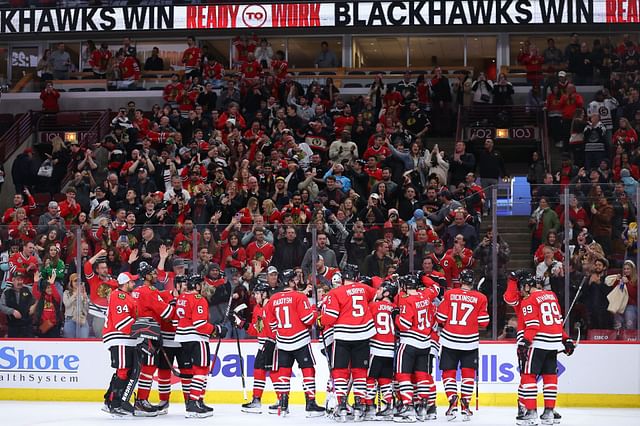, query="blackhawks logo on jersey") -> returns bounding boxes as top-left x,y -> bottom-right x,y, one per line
118,293 -> 126,300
